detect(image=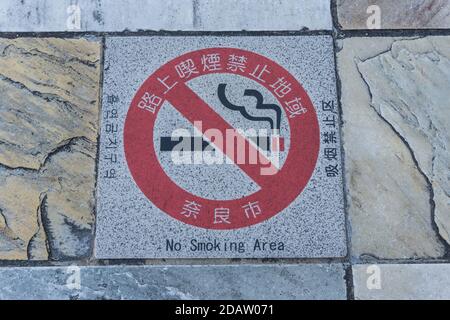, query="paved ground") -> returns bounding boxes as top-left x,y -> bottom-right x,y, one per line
0,0 -> 449,300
